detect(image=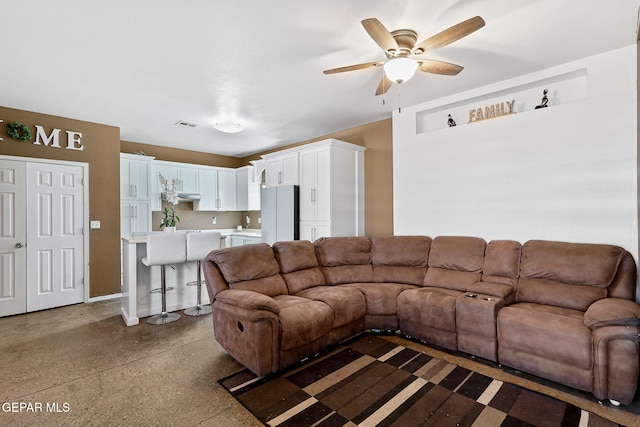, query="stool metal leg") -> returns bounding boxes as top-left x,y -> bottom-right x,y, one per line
184,261 -> 212,316
147,265 -> 181,325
